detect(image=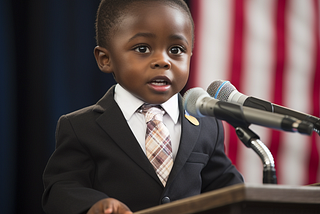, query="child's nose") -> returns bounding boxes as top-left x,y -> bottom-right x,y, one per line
150,53 -> 171,69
